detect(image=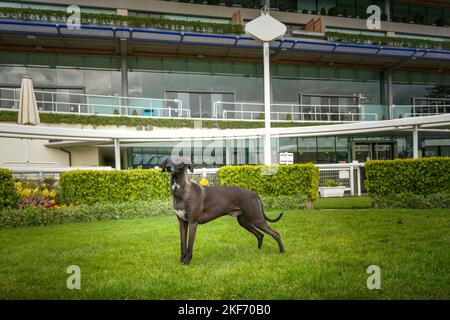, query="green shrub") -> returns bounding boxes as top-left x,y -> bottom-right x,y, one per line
326,31 -> 450,51
323,179 -> 340,187
0,169 -> 18,208
365,158 -> 450,197
0,110 -> 332,130
60,169 -> 171,205
217,164 -> 319,201
0,194 -> 309,228
0,200 -> 174,228
373,192 -> 450,209
261,194 -> 307,210
0,6 -> 244,35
